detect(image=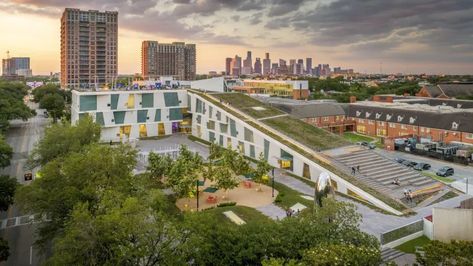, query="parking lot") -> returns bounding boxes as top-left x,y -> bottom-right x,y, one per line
374,149 -> 473,193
